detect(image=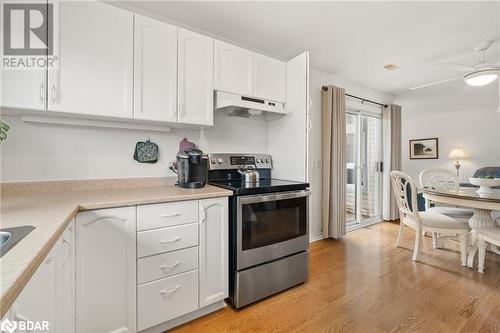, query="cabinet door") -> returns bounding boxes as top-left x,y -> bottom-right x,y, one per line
199,197 -> 228,307
0,1 -> 47,110
76,207 -> 136,333
61,220 -> 75,333
11,240 -> 62,333
48,1 -> 133,117
178,29 -> 214,126
214,40 -> 253,96
254,54 -> 286,102
134,14 -> 177,122
0,70 -> 46,110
